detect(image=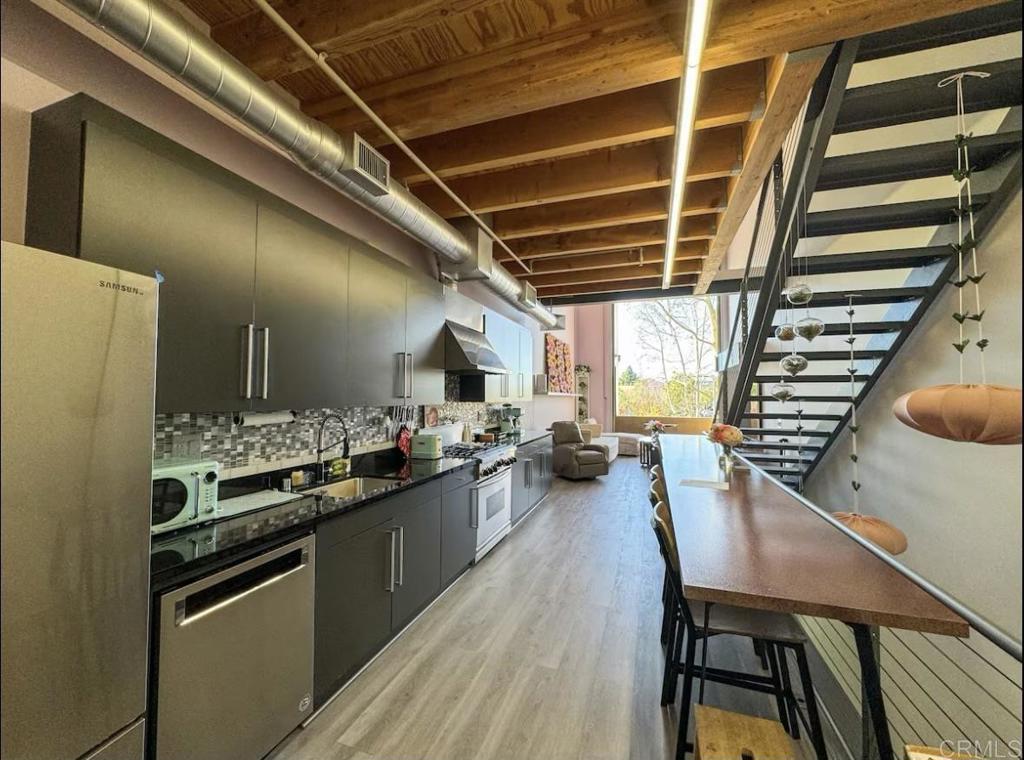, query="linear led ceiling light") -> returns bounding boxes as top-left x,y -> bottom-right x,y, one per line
662,0 -> 713,289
